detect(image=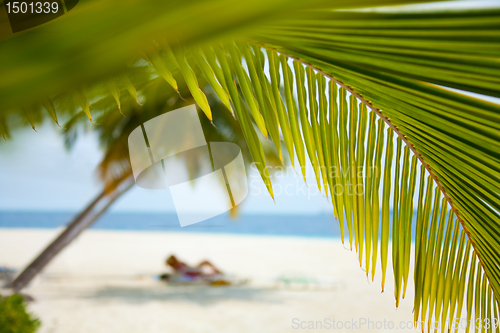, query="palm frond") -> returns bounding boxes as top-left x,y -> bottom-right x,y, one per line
1,1 -> 499,330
